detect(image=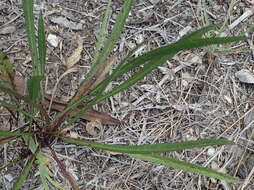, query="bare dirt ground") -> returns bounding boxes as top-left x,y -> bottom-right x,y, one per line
0,0 -> 254,189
